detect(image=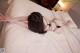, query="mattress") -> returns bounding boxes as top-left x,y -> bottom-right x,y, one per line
1,0 -> 80,53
